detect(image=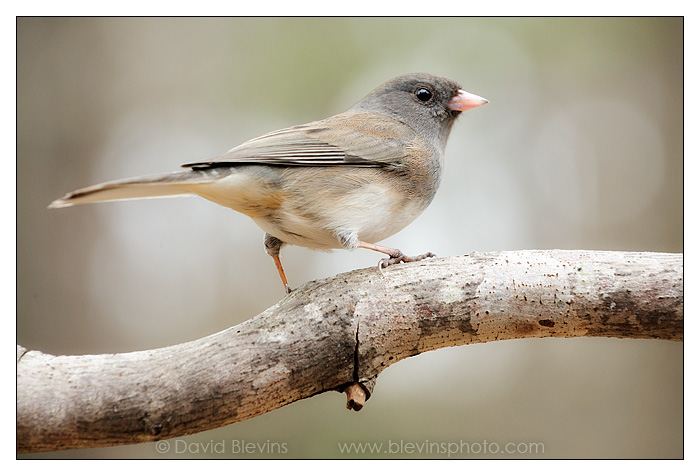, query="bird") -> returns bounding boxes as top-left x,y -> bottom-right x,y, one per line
50,73 -> 488,294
